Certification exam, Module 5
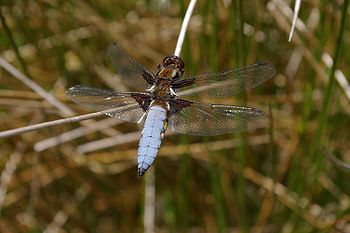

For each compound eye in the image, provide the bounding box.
[162,55,184,69]
[163,57,173,66]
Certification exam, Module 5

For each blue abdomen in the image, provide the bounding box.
[137,105,167,178]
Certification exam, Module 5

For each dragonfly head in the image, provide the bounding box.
[157,55,184,79]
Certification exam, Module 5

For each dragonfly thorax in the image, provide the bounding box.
[152,79,172,101]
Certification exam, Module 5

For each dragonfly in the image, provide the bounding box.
[66,43,276,178]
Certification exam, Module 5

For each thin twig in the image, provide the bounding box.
[174,0,198,57]
[0,110,112,138]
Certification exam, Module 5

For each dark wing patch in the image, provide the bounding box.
[131,93,152,111]
[169,98,193,115]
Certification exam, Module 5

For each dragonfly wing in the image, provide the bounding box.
[66,85,151,123]
[107,43,155,91]
[176,62,276,97]
[168,100,270,136]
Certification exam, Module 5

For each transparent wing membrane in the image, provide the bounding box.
[107,43,155,90]
[177,62,276,97]
[65,85,148,123]
[169,101,270,136]
[68,50,276,135]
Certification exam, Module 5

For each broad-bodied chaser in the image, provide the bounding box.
[66,43,276,178]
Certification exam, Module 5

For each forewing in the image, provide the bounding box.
[176,62,276,97]
[66,85,150,123]
[169,101,269,136]
[107,43,155,90]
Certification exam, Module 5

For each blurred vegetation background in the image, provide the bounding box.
[0,0,350,232]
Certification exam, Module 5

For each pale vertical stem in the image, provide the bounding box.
[288,0,301,41]
[174,0,198,57]
[144,167,155,233]
[143,1,198,232]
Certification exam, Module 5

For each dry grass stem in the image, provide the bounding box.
[0,110,112,138]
